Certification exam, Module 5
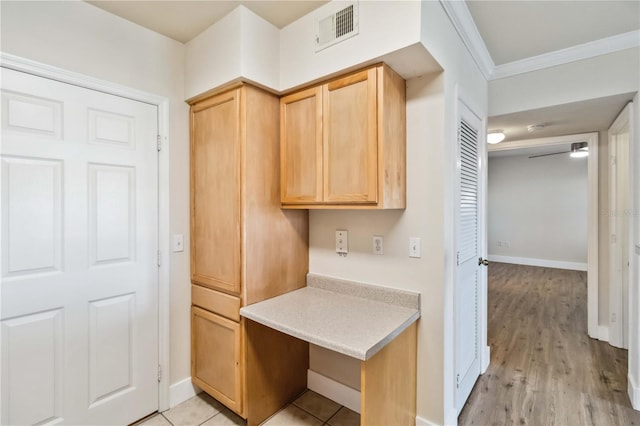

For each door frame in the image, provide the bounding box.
[488,132,600,340]
[608,103,633,349]
[0,53,172,411]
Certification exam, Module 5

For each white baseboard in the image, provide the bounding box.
[481,345,491,374]
[169,377,201,408]
[415,415,437,426]
[488,255,587,271]
[597,325,610,342]
[307,370,360,414]
[628,373,640,410]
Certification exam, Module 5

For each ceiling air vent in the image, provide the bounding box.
[315,2,359,52]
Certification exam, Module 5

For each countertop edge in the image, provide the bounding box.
[363,310,421,360]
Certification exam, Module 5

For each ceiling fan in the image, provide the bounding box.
[528,142,589,159]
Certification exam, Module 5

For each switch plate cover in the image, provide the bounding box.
[409,237,421,258]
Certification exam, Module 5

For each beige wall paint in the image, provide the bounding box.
[0,1,192,385]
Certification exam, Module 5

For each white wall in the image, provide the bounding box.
[184,6,280,99]
[185,2,431,98]
[488,153,588,268]
[279,0,422,90]
[0,0,192,388]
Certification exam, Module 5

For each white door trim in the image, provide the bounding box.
[0,52,172,411]
[608,103,633,349]
[489,132,599,340]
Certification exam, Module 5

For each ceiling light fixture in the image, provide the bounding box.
[487,130,505,144]
[569,142,589,158]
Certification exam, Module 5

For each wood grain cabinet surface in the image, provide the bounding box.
[189,84,309,425]
[280,64,406,209]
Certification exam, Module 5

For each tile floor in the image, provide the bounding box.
[137,390,359,426]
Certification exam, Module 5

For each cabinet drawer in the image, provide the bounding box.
[192,285,241,322]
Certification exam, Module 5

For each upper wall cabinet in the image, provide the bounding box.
[280,64,406,209]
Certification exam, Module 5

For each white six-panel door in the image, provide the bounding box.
[1,68,158,425]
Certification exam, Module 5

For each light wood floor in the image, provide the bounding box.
[459,262,640,425]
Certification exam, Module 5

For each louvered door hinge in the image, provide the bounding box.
[456,373,460,388]
[158,365,162,382]
[157,250,161,267]
[456,251,460,266]
[157,135,162,152]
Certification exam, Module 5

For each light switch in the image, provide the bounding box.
[172,234,184,252]
[409,237,421,258]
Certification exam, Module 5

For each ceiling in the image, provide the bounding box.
[84,1,639,155]
[488,92,635,143]
[87,1,328,43]
[466,0,640,65]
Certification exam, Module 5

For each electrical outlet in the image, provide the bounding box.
[373,235,384,255]
[335,230,348,255]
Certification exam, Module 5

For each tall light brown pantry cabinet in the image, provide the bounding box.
[280,64,406,209]
[189,84,309,425]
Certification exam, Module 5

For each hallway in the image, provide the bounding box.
[459,263,640,425]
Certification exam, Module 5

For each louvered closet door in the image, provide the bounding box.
[1,67,158,425]
[454,100,483,412]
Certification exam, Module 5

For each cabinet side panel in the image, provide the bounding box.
[243,86,309,305]
[361,322,417,425]
[190,92,242,293]
[246,320,309,426]
[378,65,406,209]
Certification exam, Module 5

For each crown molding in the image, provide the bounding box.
[491,30,640,80]
[439,0,494,80]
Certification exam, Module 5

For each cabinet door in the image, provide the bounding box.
[190,90,241,294]
[191,307,243,415]
[323,68,378,203]
[280,87,323,204]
